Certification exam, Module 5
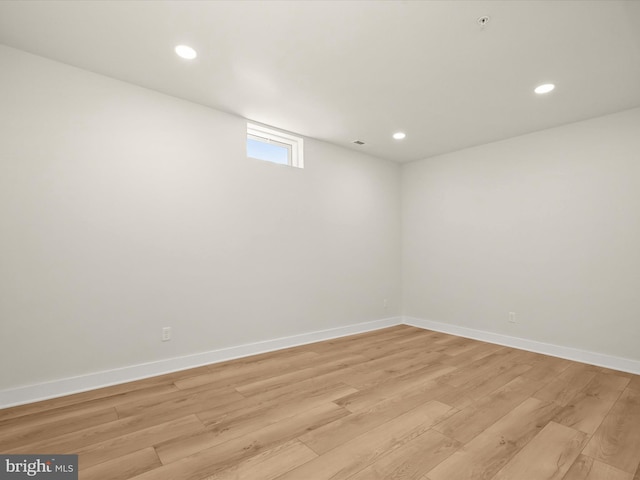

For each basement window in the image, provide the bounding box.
[247,123,304,168]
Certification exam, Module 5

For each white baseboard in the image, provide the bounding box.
[0,316,402,409]
[404,316,640,375]
[4,314,637,409]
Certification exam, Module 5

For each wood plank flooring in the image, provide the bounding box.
[1,325,639,480]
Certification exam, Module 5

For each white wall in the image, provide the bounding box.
[2,43,639,397]
[0,46,401,391]
[402,107,640,362]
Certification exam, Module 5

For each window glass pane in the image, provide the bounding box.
[247,137,290,165]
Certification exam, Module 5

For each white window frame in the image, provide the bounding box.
[247,123,304,168]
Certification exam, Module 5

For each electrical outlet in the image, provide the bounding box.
[383,298,389,309]
[162,327,172,341]
[508,312,516,324]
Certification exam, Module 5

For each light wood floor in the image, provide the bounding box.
[1,325,639,480]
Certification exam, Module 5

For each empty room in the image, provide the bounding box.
[1,1,639,479]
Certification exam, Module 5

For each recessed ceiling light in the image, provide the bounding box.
[175,45,197,60]
[393,132,406,140]
[534,83,555,94]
